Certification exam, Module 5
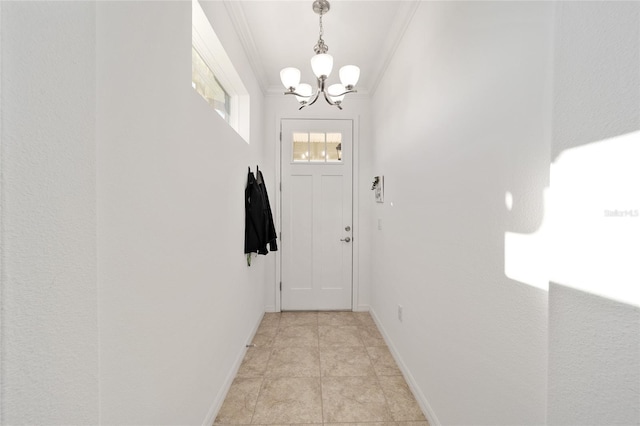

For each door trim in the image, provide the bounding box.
[273,115,361,313]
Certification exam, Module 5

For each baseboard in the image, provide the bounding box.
[369,308,441,426]
[201,311,265,426]
[264,306,368,313]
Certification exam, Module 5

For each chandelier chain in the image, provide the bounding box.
[314,11,329,54]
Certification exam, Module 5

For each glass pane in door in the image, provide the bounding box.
[326,133,342,162]
[293,132,309,162]
[309,133,326,162]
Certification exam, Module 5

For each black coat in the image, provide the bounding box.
[244,167,277,255]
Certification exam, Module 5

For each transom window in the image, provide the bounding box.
[192,0,250,143]
[293,132,342,163]
[192,46,230,122]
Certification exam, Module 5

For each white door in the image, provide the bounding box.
[281,119,353,311]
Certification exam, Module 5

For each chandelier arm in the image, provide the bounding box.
[301,77,324,107]
[305,89,322,107]
[321,90,343,110]
[298,90,318,110]
[284,90,306,97]
[322,89,336,105]
[331,88,358,97]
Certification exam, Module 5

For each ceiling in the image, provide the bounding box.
[223,1,420,94]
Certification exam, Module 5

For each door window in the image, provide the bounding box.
[292,132,343,163]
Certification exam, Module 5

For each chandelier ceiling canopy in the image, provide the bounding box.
[280,0,360,110]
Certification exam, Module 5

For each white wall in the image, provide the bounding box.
[369,2,554,424]
[263,95,373,313]
[547,2,640,424]
[548,286,640,425]
[1,2,99,423]
[2,1,268,424]
[96,2,268,424]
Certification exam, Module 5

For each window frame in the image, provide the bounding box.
[192,0,250,143]
[192,45,231,122]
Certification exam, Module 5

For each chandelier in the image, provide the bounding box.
[279,0,360,110]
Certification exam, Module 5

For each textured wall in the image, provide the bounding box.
[2,1,269,424]
[1,2,99,424]
[548,2,640,424]
[96,2,267,424]
[548,285,640,425]
[369,2,554,424]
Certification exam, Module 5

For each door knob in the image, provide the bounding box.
[340,237,351,243]
[345,226,351,231]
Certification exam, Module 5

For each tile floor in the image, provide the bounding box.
[214,311,428,425]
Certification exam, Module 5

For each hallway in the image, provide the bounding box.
[214,311,427,424]
[2,1,639,424]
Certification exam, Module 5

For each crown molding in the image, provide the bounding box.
[368,0,420,96]
[223,0,269,95]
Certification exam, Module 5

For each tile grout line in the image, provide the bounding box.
[317,317,325,425]
[364,318,396,423]
[248,315,279,426]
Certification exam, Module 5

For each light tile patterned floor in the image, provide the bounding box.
[214,311,428,425]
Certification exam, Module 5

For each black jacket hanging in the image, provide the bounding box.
[256,167,278,253]
[244,167,277,256]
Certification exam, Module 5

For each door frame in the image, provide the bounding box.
[273,114,361,313]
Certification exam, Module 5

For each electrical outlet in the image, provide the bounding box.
[397,305,403,322]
